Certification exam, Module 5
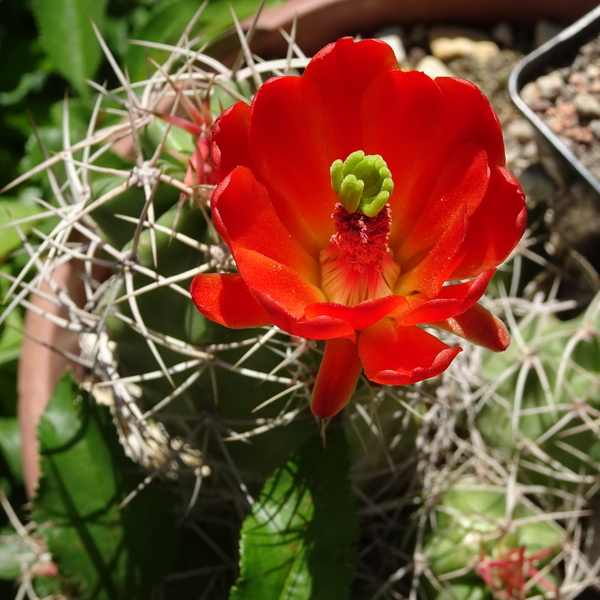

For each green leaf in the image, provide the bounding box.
[0,418,23,484]
[0,197,45,259]
[230,429,359,600]
[30,0,107,96]
[19,98,91,197]
[33,372,176,599]
[126,0,284,80]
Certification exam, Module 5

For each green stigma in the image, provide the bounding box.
[330,151,394,217]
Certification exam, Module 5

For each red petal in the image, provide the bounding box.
[395,205,468,298]
[398,143,490,260]
[361,69,445,245]
[211,168,354,340]
[235,248,355,340]
[211,102,252,181]
[359,319,461,386]
[361,73,507,248]
[189,273,272,328]
[432,303,511,352]
[303,37,399,160]
[212,166,320,284]
[311,337,363,418]
[304,294,408,331]
[248,75,336,254]
[400,269,496,326]
[435,77,506,168]
[450,165,527,280]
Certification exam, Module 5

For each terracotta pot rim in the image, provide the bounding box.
[228,0,600,59]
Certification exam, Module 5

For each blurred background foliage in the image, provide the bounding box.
[0,0,284,189]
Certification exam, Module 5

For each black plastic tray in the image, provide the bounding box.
[509,5,600,200]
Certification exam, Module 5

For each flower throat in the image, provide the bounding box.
[320,151,400,306]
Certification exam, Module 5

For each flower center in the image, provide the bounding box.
[320,152,399,306]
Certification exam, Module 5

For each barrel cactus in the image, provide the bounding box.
[2,13,600,600]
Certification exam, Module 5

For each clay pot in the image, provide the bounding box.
[226,0,600,58]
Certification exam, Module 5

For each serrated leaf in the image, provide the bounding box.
[33,372,175,599]
[30,0,107,96]
[230,429,358,600]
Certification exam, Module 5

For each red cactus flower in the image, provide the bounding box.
[190,37,526,418]
[157,94,216,193]
[476,545,557,600]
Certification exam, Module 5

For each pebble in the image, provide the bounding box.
[469,40,501,63]
[573,93,600,118]
[529,98,553,112]
[536,71,564,100]
[546,101,578,134]
[589,119,600,139]
[565,126,594,144]
[415,55,454,79]
[521,141,538,160]
[520,81,540,106]
[507,119,535,144]
[568,72,586,91]
[429,36,500,63]
[534,19,564,48]
[586,64,600,80]
[375,25,408,66]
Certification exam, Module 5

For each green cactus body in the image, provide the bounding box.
[99,194,317,481]
[479,300,600,494]
[91,176,181,251]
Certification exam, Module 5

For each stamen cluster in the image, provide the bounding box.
[330,203,393,273]
[320,202,400,306]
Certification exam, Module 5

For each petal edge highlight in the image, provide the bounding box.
[359,319,461,385]
[190,273,272,329]
[432,303,510,352]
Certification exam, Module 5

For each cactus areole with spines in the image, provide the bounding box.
[190,37,527,418]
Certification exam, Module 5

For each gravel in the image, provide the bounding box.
[521,34,600,182]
